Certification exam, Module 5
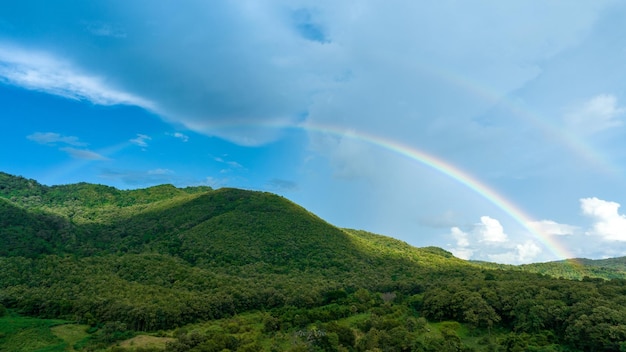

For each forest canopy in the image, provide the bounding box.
[1,172,626,351]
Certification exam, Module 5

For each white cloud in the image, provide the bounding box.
[0,1,613,148]
[564,94,625,134]
[476,216,508,243]
[60,147,108,160]
[581,197,626,241]
[447,216,544,264]
[27,132,86,146]
[530,219,579,236]
[451,227,470,247]
[449,227,473,260]
[450,247,474,261]
[130,134,151,148]
[488,240,542,264]
[515,241,543,262]
[172,132,189,142]
[28,132,106,161]
[211,155,244,170]
[0,44,154,108]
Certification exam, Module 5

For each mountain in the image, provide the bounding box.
[472,256,626,281]
[2,172,626,351]
[0,172,466,328]
[517,257,626,280]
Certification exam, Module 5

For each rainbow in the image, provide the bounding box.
[42,117,579,262]
[280,121,578,261]
[417,63,618,175]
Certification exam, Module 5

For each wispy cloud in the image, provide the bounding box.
[82,21,127,38]
[0,44,154,108]
[147,168,174,175]
[130,134,151,148]
[172,132,189,142]
[530,220,579,236]
[27,131,108,160]
[204,176,229,188]
[564,94,625,134]
[60,147,108,160]
[100,168,177,186]
[266,179,298,191]
[27,132,86,146]
[212,155,244,172]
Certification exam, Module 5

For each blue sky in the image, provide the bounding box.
[2,1,626,263]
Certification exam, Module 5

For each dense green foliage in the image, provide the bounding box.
[0,312,74,351]
[2,172,626,351]
[473,256,626,281]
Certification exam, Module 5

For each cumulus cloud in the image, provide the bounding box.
[447,216,543,264]
[60,147,108,160]
[476,216,508,243]
[27,132,86,146]
[488,241,542,264]
[451,226,470,247]
[565,94,625,134]
[581,197,626,241]
[129,134,151,148]
[530,220,579,236]
[449,227,473,260]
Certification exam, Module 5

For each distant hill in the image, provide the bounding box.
[2,172,626,351]
[520,256,626,280]
[472,256,626,280]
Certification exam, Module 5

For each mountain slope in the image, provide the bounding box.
[2,172,626,352]
[0,172,465,330]
[520,256,626,280]
[472,256,626,280]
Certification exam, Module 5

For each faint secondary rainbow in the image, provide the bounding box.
[416,62,619,175]
[271,121,576,261]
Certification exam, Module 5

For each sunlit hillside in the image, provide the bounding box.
[2,172,626,351]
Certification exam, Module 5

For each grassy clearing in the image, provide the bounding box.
[117,335,174,350]
[51,324,90,351]
[0,313,68,352]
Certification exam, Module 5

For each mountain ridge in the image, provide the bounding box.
[3,172,626,351]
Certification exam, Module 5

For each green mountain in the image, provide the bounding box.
[2,172,626,352]
[472,256,626,281]
[519,257,626,280]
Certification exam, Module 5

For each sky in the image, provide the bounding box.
[2,1,626,264]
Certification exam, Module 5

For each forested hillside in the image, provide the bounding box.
[473,256,626,281]
[1,172,626,351]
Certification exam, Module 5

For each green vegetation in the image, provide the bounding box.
[473,256,626,280]
[1,172,626,351]
[0,312,69,351]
